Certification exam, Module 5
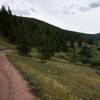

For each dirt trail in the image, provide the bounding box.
[0,53,36,100]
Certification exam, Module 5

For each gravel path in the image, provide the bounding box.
[0,53,36,100]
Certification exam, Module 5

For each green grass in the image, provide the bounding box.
[0,38,100,100]
[7,51,100,100]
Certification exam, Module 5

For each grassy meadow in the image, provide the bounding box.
[0,37,100,100]
[7,50,100,100]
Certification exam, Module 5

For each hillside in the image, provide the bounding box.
[0,37,100,100]
[17,16,91,41]
[23,16,100,43]
[0,0,100,34]
[0,6,100,100]
[1,6,100,47]
[8,51,100,100]
[92,33,100,42]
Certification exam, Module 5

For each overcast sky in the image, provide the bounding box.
[0,0,100,34]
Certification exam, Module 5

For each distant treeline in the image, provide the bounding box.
[0,6,94,62]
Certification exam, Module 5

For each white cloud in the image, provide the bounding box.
[0,0,100,34]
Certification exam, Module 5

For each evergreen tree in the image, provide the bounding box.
[88,38,94,45]
[16,21,33,56]
[0,6,9,35]
[78,40,82,47]
[37,30,56,63]
[79,45,93,64]
[8,7,12,15]
[70,41,75,49]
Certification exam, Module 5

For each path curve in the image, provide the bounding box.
[0,53,36,100]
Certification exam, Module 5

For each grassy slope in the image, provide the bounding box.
[0,38,100,100]
[7,52,100,100]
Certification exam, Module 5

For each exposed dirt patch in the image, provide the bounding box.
[0,53,36,100]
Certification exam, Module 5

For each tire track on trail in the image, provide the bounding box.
[0,56,12,100]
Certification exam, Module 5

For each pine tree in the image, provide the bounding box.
[0,6,9,35]
[37,29,56,63]
[79,45,93,64]
[16,21,33,56]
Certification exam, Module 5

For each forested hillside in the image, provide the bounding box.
[0,6,100,100]
[0,6,100,63]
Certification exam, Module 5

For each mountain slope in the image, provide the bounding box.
[0,0,100,33]
[17,16,88,38]
[0,36,100,100]
[7,46,100,100]
[18,16,98,42]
